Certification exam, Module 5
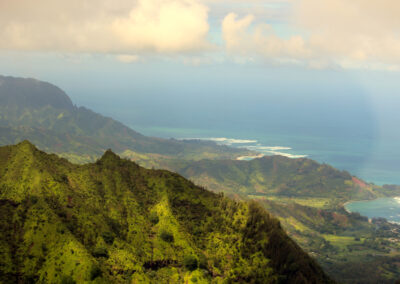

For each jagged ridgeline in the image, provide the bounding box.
[0,141,332,283]
[0,75,250,163]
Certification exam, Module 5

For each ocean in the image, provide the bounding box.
[133,125,400,187]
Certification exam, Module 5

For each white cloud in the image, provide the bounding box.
[0,0,210,54]
[221,0,400,70]
[112,0,210,53]
[222,13,309,63]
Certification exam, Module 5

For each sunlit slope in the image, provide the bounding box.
[0,141,332,283]
[176,155,390,204]
[0,75,250,162]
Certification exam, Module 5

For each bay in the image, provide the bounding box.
[345,198,400,223]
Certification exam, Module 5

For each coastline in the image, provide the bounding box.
[343,198,379,213]
[344,197,400,224]
[343,198,373,210]
[343,201,352,213]
[132,125,400,186]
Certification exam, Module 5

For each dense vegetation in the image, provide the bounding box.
[173,156,388,203]
[152,157,400,283]
[0,141,332,283]
[0,75,251,163]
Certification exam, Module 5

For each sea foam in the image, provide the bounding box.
[182,137,257,145]
[183,137,307,160]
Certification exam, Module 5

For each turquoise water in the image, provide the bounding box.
[133,125,400,186]
[345,198,400,223]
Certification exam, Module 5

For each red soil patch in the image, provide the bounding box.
[352,177,367,188]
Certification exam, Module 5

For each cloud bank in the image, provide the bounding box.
[0,0,210,54]
[1,0,400,70]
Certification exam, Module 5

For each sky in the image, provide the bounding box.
[0,0,399,140]
[1,0,400,69]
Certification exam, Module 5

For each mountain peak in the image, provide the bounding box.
[99,149,121,163]
[15,139,37,152]
[0,75,74,110]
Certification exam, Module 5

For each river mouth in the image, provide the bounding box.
[345,197,400,223]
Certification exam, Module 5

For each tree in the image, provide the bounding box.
[184,255,198,271]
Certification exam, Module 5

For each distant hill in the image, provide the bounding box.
[0,141,332,283]
[173,155,384,204]
[0,75,250,163]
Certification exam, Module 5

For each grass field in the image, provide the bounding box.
[322,234,364,248]
[248,195,332,209]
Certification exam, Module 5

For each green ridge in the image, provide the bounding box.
[174,156,385,203]
[0,141,332,283]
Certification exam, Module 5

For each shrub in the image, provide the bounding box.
[198,253,208,270]
[60,275,76,284]
[30,195,39,204]
[160,230,174,243]
[149,212,159,225]
[92,247,109,258]
[41,244,48,254]
[101,231,114,245]
[23,275,37,284]
[184,255,198,271]
[90,265,102,280]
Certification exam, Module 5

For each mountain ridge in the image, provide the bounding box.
[161,154,386,203]
[0,141,333,283]
[149,155,400,283]
[0,75,251,163]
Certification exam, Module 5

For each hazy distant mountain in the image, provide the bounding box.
[0,75,250,163]
[0,141,332,283]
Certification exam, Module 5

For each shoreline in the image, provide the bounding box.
[344,197,400,224]
[343,198,380,213]
[342,201,352,213]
